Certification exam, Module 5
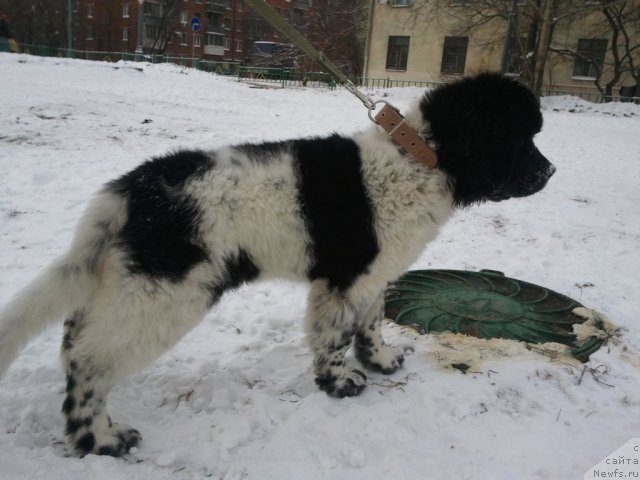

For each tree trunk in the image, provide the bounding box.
[533,0,559,98]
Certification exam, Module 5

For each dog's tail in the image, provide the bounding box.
[0,191,128,379]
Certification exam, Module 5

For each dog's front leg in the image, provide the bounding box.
[353,294,404,374]
[305,280,367,397]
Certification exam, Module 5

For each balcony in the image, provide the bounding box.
[205,1,226,14]
[205,45,225,56]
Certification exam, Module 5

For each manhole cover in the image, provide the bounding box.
[384,269,605,362]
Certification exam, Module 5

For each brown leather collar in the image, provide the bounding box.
[373,103,438,170]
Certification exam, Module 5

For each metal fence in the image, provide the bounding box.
[236,67,639,103]
[237,67,338,89]
[539,88,639,104]
[17,44,240,76]
[236,67,444,91]
[10,44,640,104]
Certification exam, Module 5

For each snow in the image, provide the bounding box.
[1,53,639,479]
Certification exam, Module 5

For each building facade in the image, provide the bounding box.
[365,0,639,96]
[78,0,313,64]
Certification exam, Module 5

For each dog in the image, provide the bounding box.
[0,73,554,456]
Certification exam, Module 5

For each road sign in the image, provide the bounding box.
[191,17,201,31]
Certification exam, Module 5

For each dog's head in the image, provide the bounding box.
[419,73,555,207]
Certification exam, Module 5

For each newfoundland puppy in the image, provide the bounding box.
[0,73,554,456]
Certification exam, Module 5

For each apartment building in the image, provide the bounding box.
[79,0,312,63]
[365,0,639,96]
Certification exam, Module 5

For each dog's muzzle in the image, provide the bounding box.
[497,144,555,201]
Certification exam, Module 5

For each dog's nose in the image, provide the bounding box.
[547,163,557,178]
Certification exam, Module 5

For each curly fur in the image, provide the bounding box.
[0,73,554,456]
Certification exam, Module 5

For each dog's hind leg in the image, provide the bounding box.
[353,294,404,374]
[60,281,211,456]
[61,309,143,457]
[305,281,367,397]
[60,312,129,456]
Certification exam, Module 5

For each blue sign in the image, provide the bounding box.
[191,17,201,31]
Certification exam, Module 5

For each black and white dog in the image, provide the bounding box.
[0,73,554,456]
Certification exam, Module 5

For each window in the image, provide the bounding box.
[386,36,410,71]
[178,32,188,45]
[86,4,94,18]
[441,36,468,74]
[573,38,607,78]
[87,26,95,40]
[123,2,130,18]
[145,25,159,40]
[235,39,243,52]
[144,2,163,17]
[180,9,188,24]
[122,27,129,41]
[207,34,224,47]
[224,37,231,50]
[194,34,202,47]
[392,0,415,6]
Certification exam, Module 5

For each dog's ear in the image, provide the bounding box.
[420,73,545,206]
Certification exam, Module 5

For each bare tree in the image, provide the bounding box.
[552,0,640,99]
[245,1,369,76]
[408,0,609,97]
[143,0,182,54]
[299,0,369,76]
[0,0,75,48]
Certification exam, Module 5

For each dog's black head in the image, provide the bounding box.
[420,73,555,207]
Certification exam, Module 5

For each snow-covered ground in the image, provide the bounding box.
[0,53,639,480]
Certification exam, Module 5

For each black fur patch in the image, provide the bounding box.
[76,432,96,453]
[62,310,83,351]
[294,135,379,291]
[234,140,290,163]
[66,418,82,435]
[205,249,261,306]
[62,394,76,414]
[107,150,214,282]
[315,369,367,398]
[65,375,76,393]
[421,73,548,207]
[62,332,73,351]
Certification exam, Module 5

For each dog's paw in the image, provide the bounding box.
[73,422,142,457]
[358,344,405,375]
[316,369,367,398]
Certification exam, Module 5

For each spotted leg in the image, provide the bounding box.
[354,294,404,374]
[61,311,141,457]
[305,281,367,397]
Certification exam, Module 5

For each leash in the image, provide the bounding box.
[244,0,438,170]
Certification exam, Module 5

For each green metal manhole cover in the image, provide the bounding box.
[385,269,606,362]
